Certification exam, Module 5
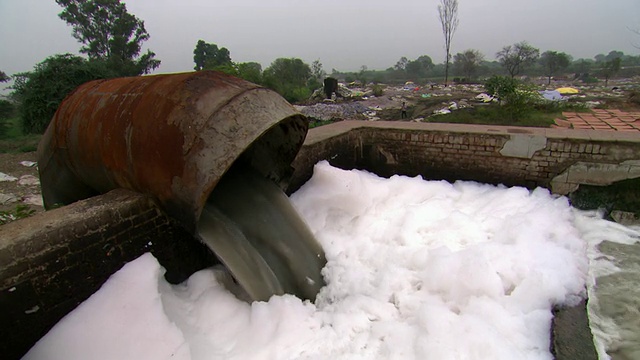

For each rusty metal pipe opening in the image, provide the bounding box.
[37,71,326,302]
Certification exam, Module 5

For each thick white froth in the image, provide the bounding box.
[29,161,639,360]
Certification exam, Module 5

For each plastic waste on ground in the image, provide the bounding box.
[0,172,17,182]
[433,108,452,115]
[540,90,565,101]
[556,87,580,95]
[475,93,495,103]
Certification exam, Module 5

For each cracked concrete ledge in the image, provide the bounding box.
[551,160,640,194]
[499,134,548,159]
[305,121,640,144]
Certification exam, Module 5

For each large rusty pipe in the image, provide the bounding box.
[37,71,308,233]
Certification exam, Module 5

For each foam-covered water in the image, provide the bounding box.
[24,161,639,360]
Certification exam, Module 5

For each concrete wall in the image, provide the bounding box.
[289,121,640,195]
[0,190,217,360]
[2,121,639,359]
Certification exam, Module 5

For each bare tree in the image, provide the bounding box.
[631,26,640,49]
[438,0,459,86]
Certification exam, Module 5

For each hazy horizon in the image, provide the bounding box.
[1,0,639,79]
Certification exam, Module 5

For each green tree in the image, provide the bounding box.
[311,59,326,82]
[601,57,622,86]
[0,100,14,137]
[193,40,232,71]
[0,73,13,137]
[406,55,434,79]
[236,62,263,84]
[496,41,540,78]
[539,51,571,85]
[437,0,459,86]
[453,49,484,81]
[605,50,624,62]
[263,58,312,103]
[358,65,368,84]
[309,59,326,90]
[11,54,116,134]
[56,0,160,76]
[572,58,593,73]
[394,57,409,71]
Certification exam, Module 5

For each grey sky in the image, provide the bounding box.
[1,0,639,79]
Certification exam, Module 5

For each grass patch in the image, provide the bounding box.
[0,204,37,225]
[309,119,336,128]
[427,105,558,127]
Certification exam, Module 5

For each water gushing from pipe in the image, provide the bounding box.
[199,165,326,302]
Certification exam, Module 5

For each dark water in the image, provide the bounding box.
[197,166,326,302]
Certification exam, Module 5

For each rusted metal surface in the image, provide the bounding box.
[38,71,308,232]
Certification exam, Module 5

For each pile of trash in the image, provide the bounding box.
[294,102,370,121]
[309,83,370,102]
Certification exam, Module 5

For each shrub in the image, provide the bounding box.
[372,84,384,97]
[484,76,540,121]
[0,100,14,138]
[12,54,118,134]
[629,90,640,106]
[484,75,519,100]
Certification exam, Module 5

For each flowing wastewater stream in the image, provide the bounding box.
[197,165,326,302]
[585,222,640,360]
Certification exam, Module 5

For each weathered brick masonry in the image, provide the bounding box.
[0,190,217,359]
[289,121,640,195]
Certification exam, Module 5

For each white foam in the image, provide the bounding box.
[26,161,635,360]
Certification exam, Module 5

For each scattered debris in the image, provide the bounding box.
[24,305,40,314]
[475,93,494,103]
[555,87,580,95]
[540,90,564,101]
[0,172,17,182]
[18,175,40,187]
[0,193,19,205]
[433,108,452,115]
[22,194,43,207]
[20,161,37,168]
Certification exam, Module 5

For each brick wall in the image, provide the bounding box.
[0,189,217,360]
[289,121,640,195]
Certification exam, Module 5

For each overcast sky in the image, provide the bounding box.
[1,0,639,79]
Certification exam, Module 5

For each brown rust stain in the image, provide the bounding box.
[41,71,308,231]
